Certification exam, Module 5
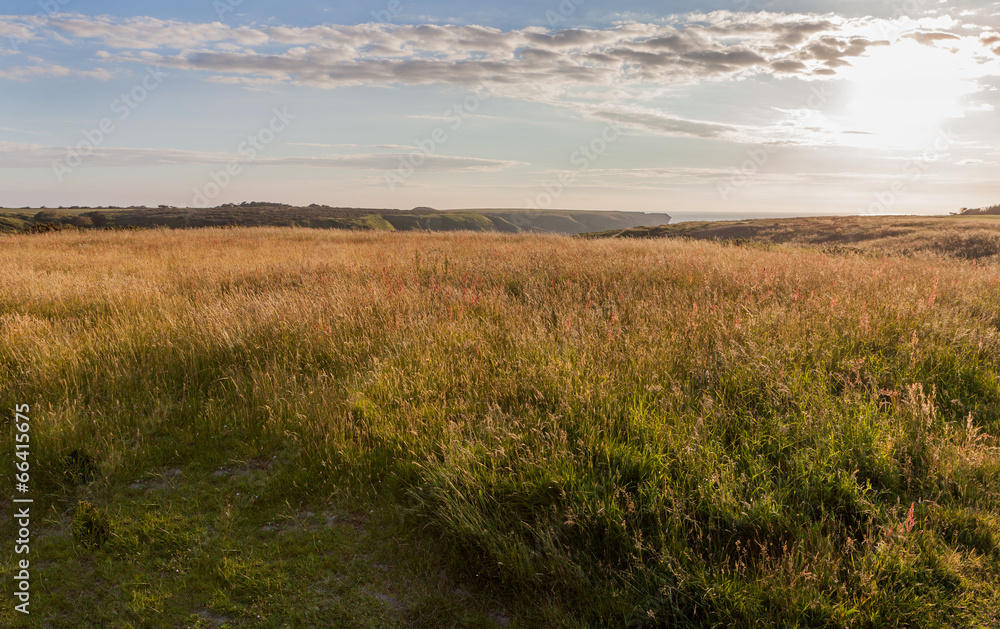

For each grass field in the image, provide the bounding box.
[2,226,1000,627]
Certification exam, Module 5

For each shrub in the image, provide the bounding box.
[62,450,99,485]
[86,211,108,227]
[72,501,110,550]
[33,210,72,224]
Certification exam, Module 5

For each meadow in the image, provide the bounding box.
[2,226,1000,627]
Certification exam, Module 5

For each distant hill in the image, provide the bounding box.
[581,213,1000,261]
[957,205,1000,216]
[441,208,672,235]
[0,203,671,235]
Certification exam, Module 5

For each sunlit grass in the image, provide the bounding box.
[2,227,999,627]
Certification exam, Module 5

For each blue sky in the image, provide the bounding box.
[2,1,999,216]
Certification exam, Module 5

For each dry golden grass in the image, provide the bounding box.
[2,227,1000,627]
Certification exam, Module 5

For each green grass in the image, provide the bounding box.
[18,455,512,628]
[2,227,999,627]
[0,216,28,232]
[384,212,498,232]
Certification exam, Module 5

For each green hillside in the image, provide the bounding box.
[0,203,672,235]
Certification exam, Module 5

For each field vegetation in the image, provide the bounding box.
[0,204,671,236]
[2,227,1000,627]
[589,214,1000,262]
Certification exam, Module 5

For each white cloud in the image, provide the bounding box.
[0,12,926,88]
[47,15,269,49]
[0,63,69,80]
[2,12,997,95]
[0,61,116,80]
[0,126,41,135]
[4,11,1000,146]
[0,141,524,171]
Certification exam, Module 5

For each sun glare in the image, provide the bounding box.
[838,39,976,149]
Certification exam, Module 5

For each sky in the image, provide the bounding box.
[1,1,999,218]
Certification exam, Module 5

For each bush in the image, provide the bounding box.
[86,211,108,227]
[62,449,99,485]
[29,222,64,233]
[33,210,72,224]
[72,501,110,550]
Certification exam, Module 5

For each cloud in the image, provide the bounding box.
[4,11,998,94]
[904,31,963,46]
[99,18,889,91]
[771,59,808,73]
[0,60,115,81]
[47,15,269,48]
[0,63,70,80]
[799,36,888,68]
[286,142,338,147]
[4,11,1000,145]
[586,107,741,139]
[0,126,40,135]
[0,12,905,89]
[0,141,524,171]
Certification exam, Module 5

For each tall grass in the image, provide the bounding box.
[2,227,1000,626]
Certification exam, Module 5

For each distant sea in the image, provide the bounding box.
[666,211,920,224]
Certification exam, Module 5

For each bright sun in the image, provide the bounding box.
[838,38,975,149]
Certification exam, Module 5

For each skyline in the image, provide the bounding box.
[1,1,999,217]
